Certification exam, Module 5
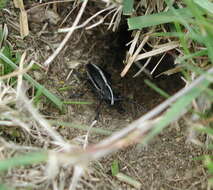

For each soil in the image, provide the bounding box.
[1,1,210,190]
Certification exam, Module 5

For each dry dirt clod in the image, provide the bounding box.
[28,7,60,25]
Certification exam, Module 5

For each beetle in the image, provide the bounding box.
[86,63,122,106]
[85,63,145,118]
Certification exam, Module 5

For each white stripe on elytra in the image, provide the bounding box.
[89,64,114,105]
[87,70,100,92]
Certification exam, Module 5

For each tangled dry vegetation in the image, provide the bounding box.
[0,0,212,190]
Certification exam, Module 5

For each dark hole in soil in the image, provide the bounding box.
[87,21,185,119]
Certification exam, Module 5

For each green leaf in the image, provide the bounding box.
[0,52,64,110]
[13,52,21,64]
[193,0,213,14]
[0,152,48,171]
[128,7,204,30]
[0,46,13,75]
[123,0,134,15]
[111,160,119,176]
[0,0,8,9]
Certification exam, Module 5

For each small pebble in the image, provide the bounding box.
[67,60,81,69]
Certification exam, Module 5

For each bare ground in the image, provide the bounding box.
[0,1,211,190]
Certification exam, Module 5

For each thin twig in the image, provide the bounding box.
[86,18,104,30]
[58,5,115,33]
[44,0,88,67]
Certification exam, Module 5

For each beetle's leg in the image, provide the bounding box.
[69,69,88,98]
[114,102,125,114]
[125,98,146,118]
[129,99,145,112]
[94,99,104,121]
[69,92,85,99]
[69,84,90,98]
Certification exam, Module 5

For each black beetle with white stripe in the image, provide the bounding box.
[86,63,122,106]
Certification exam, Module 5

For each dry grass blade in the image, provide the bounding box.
[107,5,122,31]
[69,165,84,190]
[26,0,75,12]
[135,41,179,62]
[85,18,104,30]
[13,0,29,37]
[17,92,71,150]
[133,57,152,78]
[17,51,26,98]
[13,0,24,9]
[19,10,29,38]
[58,4,116,33]
[128,31,140,57]
[0,61,33,80]
[1,0,212,189]
[44,0,88,67]
[0,24,8,48]
[150,53,166,75]
[155,65,183,78]
[121,30,153,77]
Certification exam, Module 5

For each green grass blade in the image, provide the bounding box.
[63,101,93,105]
[0,52,64,110]
[49,120,114,135]
[144,79,170,98]
[144,75,211,143]
[111,160,119,176]
[204,155,213,174]
[193,0,213,14]
[0,0,8,9]
[33,87,43,105]
[176,49,208,63]
[58,86,73,91]
[123,0,134,15]
[0,184,13,190]
[153,32,186,38]
[197,127,213,135]
[128,7,204,30]
[203,33,213,63]
[0,152,47,172]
